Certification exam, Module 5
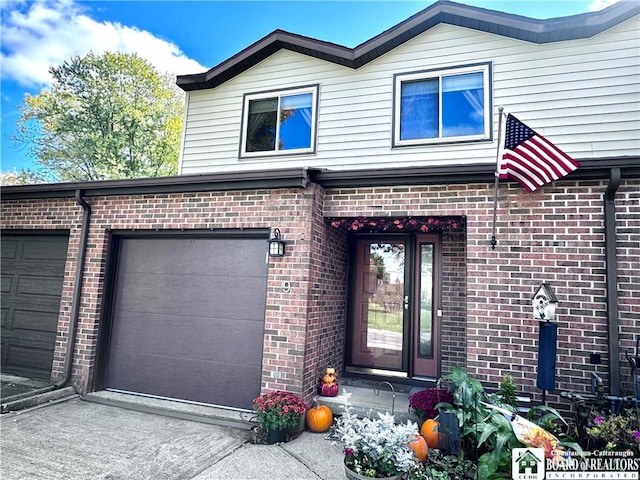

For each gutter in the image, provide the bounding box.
[604,168,621,397]
[1,160,637,200]
[1,168,311,200]
[55,190,91,388]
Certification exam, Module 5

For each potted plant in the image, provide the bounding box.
[335,397,421,479]
[252,390,307,444]
[408,387,453,423]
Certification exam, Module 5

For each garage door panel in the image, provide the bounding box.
[2,329,57,350]
[106,236,267,409]
[107,350,261,408]
[1,241,18,259]
[114,274,267,320]
[1,275,12,294]
[109,313,264,365]
[3,261,67,277]
[16,275,65,297]
[22,239,69,260]
[119,238,266,278]
[12,309,60,333]
[0,234,68,379]
[1,343,55,376]
[5,295,66,313]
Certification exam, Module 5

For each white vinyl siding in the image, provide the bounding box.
[180,18,640,175]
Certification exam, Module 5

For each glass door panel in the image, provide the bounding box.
[412,235,439,377]
[351,239,405,370]
[418,244,434,358]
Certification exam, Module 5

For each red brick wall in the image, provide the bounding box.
[324,178,640,404]
[441,228,467,376]
[303,184,348,399]
[1,188,318,398]
[469,179,639,403]
[2,177,638,407]
[616,182,640,398]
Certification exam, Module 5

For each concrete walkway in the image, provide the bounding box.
[1,397,346,480]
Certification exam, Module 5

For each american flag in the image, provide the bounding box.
[499,114,580,192]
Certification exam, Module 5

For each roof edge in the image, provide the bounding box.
[177,0,640,91]
[0,168,310,200]
[310,157,640,188]
[2,159,638,200]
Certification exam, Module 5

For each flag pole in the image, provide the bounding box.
[491,105,504,250]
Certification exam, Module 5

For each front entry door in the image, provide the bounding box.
[349,235,439,378]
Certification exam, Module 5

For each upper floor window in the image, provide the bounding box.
[393,63,491,146]
[240,85,318,157]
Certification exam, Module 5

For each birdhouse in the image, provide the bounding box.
[532,283,558,322]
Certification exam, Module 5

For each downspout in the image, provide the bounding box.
[604,168,621,397]
[55,190,91,388]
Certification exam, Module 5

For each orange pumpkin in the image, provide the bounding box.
[305,405,333,433]
[408,434,429,463]
[420,419,440,449]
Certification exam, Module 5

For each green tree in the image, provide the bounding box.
[0,168,51,186]
[12,51,183,182]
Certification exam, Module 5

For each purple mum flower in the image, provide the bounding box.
[594,416,603,424]
[633,431,640,439]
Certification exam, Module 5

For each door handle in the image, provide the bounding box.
[404,295,409,310]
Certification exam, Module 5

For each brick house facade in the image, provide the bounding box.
[2,170,638,407]
[2,1,639,410]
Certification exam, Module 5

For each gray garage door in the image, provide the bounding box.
[105,236,268,410]
[1,234,69,380]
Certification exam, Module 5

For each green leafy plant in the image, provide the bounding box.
[252,390,307,431]
[434,367,584,479]
[498,374,518,409]
[435,367,520,478]
[423,450,477,479]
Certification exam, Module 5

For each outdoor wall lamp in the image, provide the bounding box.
[267,228,286,257]
[532,282,558,322]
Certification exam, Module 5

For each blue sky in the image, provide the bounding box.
[0,0,617,173]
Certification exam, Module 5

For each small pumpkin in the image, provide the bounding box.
[306,404,333,433]
[408,434,429,463]
[325,367,336,375]
[420,418,440,449]
[320,381,339,397]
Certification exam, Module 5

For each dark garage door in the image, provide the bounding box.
[105,236,268,410]
[1,234,69,380]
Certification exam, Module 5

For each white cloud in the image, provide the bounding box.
[0,0,205,88]
[588,0,621,12]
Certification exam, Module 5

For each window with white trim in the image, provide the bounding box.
[240,86,318,157]
[393,64,491,146]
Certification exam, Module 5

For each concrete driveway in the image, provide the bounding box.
[0,397,345,480]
